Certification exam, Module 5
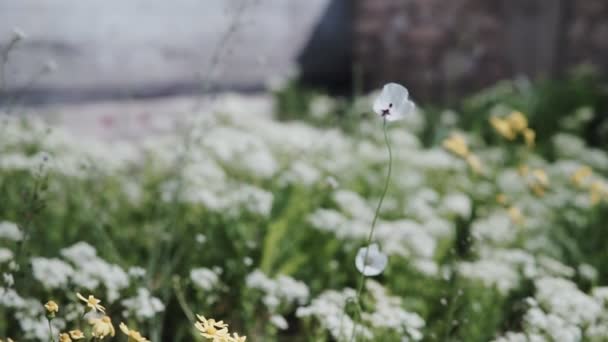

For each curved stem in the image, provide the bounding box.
[348,118,393,341]
[173,276,196,323]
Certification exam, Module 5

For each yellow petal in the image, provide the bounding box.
[523,128,535,147]
[490,117,516,140]
[506,111,528,132]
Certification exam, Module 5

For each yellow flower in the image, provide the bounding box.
[89,316,115,339]
[496,193,509,206]
[68,330,85,340]
[44,300,59,315]
[119,323,150,342]
[229,332,247,342]
[442,133,469,158]
[490,116,516,140]
[194,315,229,341]
[590,181,608,205]
[76,293,106,314]
[523,128,535,147]
[571,166,592,187]
[528,169,549,197]
[532,169,549,187]
[465,154,483,175]
[530,184,545,197]
[518,164,529,176]
[508,206,524,225]
[506,111,528,132]
[59,333,72,342]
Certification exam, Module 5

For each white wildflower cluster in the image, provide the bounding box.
[458,258,521,294]
[246,269,309,330]
[279,160,321,186]
[375,220,437,260]
[0,247,14,263]
[202,126,279,179]
[457,247,579,295]
[31,257,74,289]
[307,208,366,239]
[0,221,23,241]
[246,270,309,309]
[296,281,424,341]
[470,211,515,244]
[440,192,472,219]
[121,287,165,320]
[333,190,374,223]
[309,95,334,120]
[163,155,274,217]
[0,287,26,308]
[496,277,608,342]
[17,308,66,341]
[2,86,608,341]
[296,288,372,341]
[0,114,137,178]
[128,266,147,279]
[190,267,221,291]
[3,240,160,339]
[362,280,425,340]
[0,286,66,340]
[308,206,440,276]
[553,133,608,171]
[60,242,129,302]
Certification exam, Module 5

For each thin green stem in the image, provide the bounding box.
[173,276,196,323]
[347,118,393,341]
[47,318,55,342]
[0,34,22,91]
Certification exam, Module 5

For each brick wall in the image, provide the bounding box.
[568,1,608,72]
[354,0,608,102]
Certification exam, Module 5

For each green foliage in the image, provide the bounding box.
[1,74,608,341]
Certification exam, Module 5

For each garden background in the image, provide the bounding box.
[1,1,608,341]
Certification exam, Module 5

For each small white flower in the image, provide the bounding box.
[121,288,165,319]
[243,257,253,266]
[3,272,14,286]
[195,234,207,244]
[31,257,74,289]
[270,314,289,330]
[326,176,339,189]
[0,248,14,263]
[0,221,23,241]
[373,83,415,121]
[127,266,146,278]
[190,267,220,291]
[356,243,388,276]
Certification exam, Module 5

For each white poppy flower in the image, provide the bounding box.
[373,83,415,121]
[355,243,388,276]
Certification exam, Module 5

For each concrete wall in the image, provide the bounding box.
[0,0,343,103]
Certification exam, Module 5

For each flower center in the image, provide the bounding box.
[381,103,393,116]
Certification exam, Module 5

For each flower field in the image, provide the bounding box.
[1,74,608,341]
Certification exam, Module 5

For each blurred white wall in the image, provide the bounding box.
[0,0,333,101]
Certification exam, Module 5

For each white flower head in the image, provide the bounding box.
[373,83,415,121]
[355,243,388,276]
